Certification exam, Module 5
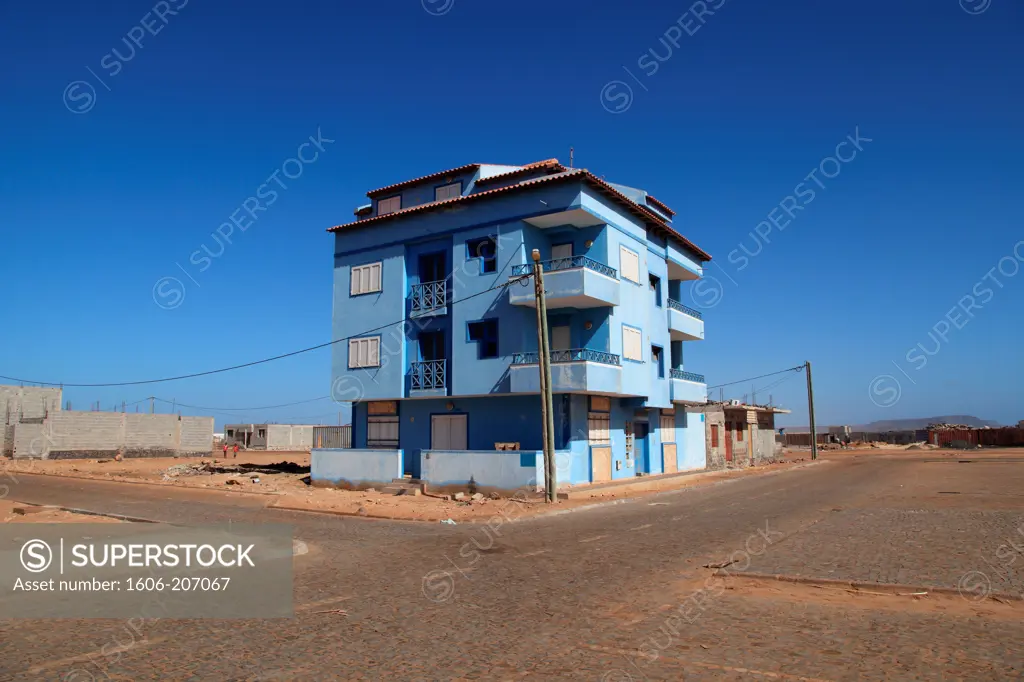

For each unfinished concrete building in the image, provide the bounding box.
[695,402,788,470]
[2,386,63,457]
[223,424,317,451]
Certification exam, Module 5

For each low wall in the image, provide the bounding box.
[311,449,403,489]
[421,450,545,494]
[11,412,213,459]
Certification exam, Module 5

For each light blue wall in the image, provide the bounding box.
[311,448,403,489]
[679,410,707,470]
[421,449,543,492]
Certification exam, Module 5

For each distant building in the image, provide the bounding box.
[693,403,789,469]
[224,424,317,451]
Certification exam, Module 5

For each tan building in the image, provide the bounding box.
[691,402,789,470]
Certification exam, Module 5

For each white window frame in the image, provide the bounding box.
[350,262,382,296]
[588,412,610,444]
[348,336,381,369]
[367,415,399,448]
[622,325,643,362]
[619,245,640,284]
[378,196,401,215]
[435,182,462,202]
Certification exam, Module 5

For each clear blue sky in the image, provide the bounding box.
[1,0,1021,428]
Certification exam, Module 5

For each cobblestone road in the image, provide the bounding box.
[1,453,1022,680]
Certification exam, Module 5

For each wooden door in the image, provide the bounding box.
[591,446,612,482]
[663,443,678,473]
[431,414,467,450]
[724,422,733,462]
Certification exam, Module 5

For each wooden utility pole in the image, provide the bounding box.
[532,249,557,503]
[805,361,817,460]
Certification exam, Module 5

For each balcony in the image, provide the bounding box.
[667,298,704,341]
[510,348,622,394]
[670,368,707,404]
[509,257,619,309]
[410,360,447,396]
[409,280,448,317]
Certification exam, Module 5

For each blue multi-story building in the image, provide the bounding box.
[321,158,712,491]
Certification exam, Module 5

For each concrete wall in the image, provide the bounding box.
[420,449,543,494]
[703,408,727,470]
[2,385,62,456]
[266,425,315,450]
[15,412,213,459]
[311,448,403,489]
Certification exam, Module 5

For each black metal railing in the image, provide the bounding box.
[410,280,448,312]
[511,256,617,279]
[671,369,705,383]
[511,348,621,366]
[410,360,447,389]
[668,298,703,320]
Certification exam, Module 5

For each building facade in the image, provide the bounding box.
[324,159,712,489]
[223,424,317,451]
[695,403,787,470]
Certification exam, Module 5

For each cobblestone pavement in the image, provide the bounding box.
[1,454,1023,680]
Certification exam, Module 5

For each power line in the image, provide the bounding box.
[0,274,533,388]
[153,396,332,412]
[705,364,804,391]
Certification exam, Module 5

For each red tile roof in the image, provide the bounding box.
[474,158,566,186]
[366,162,482,198]
[646,194,676,217]
[329,168,711,261]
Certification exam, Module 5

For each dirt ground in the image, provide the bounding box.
[3,444,1019,523]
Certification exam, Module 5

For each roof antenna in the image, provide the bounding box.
[569,146,574,169]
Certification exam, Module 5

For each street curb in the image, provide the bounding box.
[7,501,162,525]
[722,571,1023,603]
[269,504,435,524]
[2,470,284,498]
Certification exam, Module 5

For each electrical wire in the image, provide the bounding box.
[705,364,805,391]
[0,274,533,388]
[152,396,332,411]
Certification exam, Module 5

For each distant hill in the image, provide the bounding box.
[783,416,1002,433]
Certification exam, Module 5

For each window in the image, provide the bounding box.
[738,425,744,442]
[652,346,664,378]
[467,319,499,358]
[467,236,497,274]
[226,429,234,437]
[660,413,675,443]
[622,325,643,362]
[588,412,610,444]
[620,245,640,283]
[348,337,381,368]
[368,416,399,448]
[368,401,398,416]
[435,182,461,201]
[350,262,382,296]
[258,429,266,438]
[589,396,611,412]
[378,196,401,215]
[711,424,719,448]
[649,273,661,306]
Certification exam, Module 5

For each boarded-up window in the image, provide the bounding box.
[588,412,610,444]
[378,196,401,215]
[619,245,640,283]
[711,424,719,448]
[589,396,611,412]
[348,337,381,368]
[368,401,397,416]
[660,414,675,443]
[350,262,382,295]
[622,326,642,362]
[367,416,399,448]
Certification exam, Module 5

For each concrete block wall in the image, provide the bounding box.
[266,425,315,451]
[703,409,727,470]
[13,411,214,459]
[180,417,214,454]
[2,385,62,456]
